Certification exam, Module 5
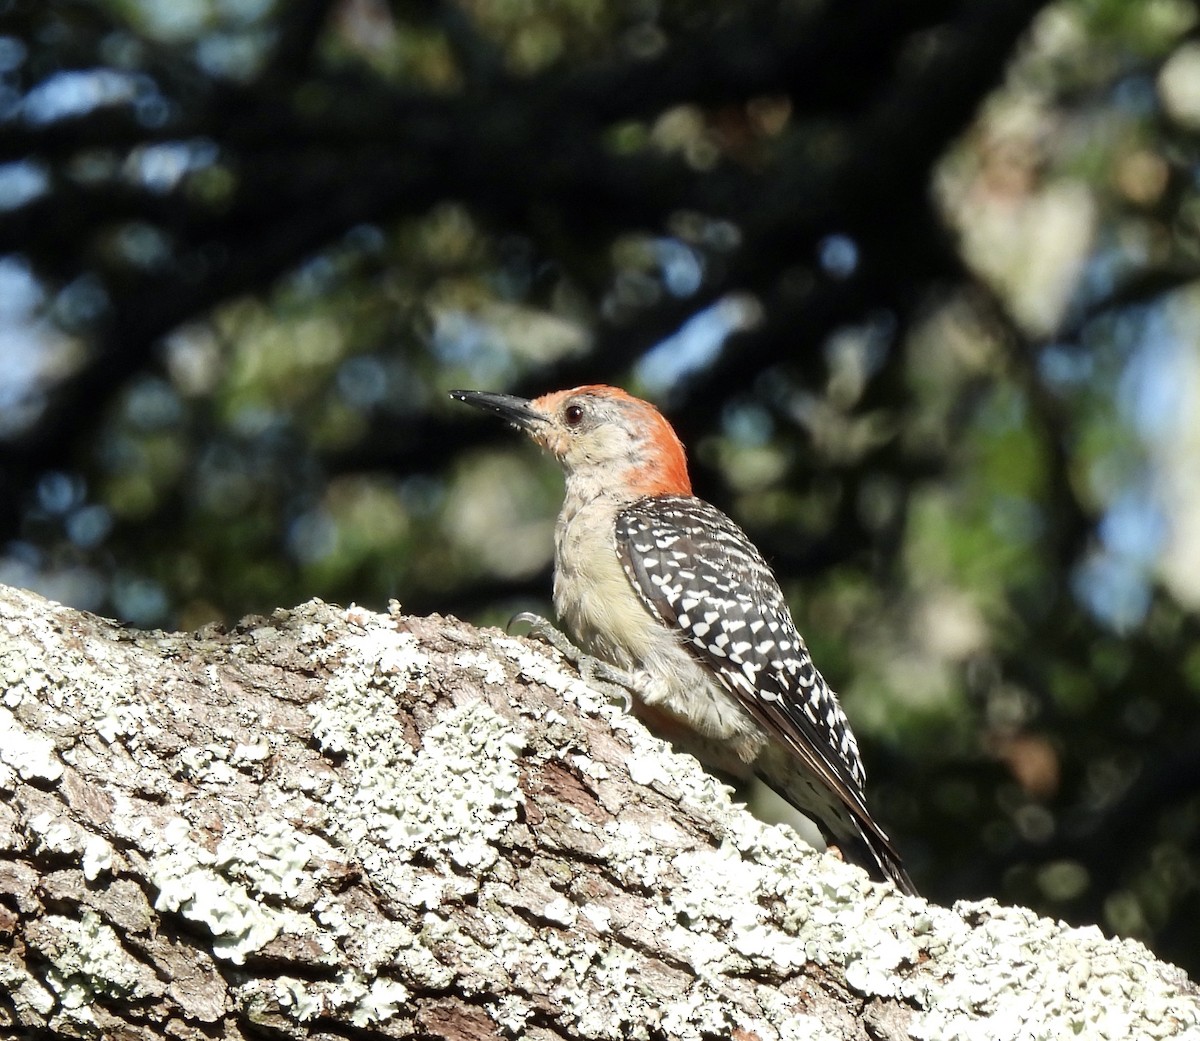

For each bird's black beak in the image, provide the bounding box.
[449,390,547,431]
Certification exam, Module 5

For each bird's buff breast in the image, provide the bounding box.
[552,508,763,759]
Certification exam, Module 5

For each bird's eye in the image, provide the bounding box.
[564,404,585,427]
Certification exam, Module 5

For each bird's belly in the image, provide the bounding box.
[554,526,763,760]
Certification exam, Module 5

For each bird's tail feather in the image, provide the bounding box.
[843,821,919,897]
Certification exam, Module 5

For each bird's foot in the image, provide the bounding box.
[509,612,638,712]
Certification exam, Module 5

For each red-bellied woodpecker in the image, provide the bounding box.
[450,384,916,895]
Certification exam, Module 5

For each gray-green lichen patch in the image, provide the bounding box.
[147,816,335,966]
[28,910,164,1023]
[263,971,411,1027]
[594,788,1200,1041]
[81,834,114,881]
[0,705,64,783]
[224,609,534,1025]
[0,957,55,1022]
[451,648,508,686]
[494,634,612,717]
[310,616,527,897]
[898,903,1200,1041]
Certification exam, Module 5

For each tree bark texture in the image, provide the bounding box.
[0,584,1196,1040]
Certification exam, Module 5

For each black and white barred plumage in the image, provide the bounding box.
[616,495,914,895]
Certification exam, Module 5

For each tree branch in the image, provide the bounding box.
[0,584,1195,1038]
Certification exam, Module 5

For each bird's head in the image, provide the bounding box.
[449,385,692,496]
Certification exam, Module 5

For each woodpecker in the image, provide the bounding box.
[450,384,916,895]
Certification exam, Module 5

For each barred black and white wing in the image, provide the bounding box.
[614,495,915,895]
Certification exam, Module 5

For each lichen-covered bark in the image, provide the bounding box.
[0,584,1196,1041]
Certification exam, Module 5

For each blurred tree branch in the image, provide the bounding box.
[1,0,1051,531]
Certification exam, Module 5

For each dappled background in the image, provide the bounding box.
[4,0,1200,974]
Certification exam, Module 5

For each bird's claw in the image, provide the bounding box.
[508,612,637,712]
[508,612,578,656]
